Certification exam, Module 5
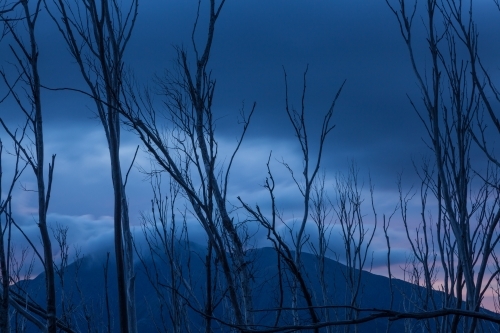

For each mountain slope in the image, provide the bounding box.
[14,245,491,332]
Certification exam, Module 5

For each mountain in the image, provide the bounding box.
[11,244,491,332]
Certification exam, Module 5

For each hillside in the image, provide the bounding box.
[13,244,491,332]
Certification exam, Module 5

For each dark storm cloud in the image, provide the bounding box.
[1,0,500,268]
[149,0,428,190]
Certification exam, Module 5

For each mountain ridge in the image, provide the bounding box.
[13,243,491,332]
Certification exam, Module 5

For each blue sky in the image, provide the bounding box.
[0,0,499,284]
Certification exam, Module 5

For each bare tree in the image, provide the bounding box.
[308,173,334,333]
[0,139,27,332]
[45,1,139,331]
[332,166,377,333]
[0,1,58,331]
[134,173,195,332]
[238,68,345,332]
[118,0,259,329]
[386,0,500,331]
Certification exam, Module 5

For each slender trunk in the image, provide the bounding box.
[0,210,9,332]
[0,146,10,332]
[98,1,137,329]
[121,188,136,333]
[205,243,213,333]
[109,114,129,333]
[27,3,57,329]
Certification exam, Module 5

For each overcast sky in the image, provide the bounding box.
[1,0,499,282]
